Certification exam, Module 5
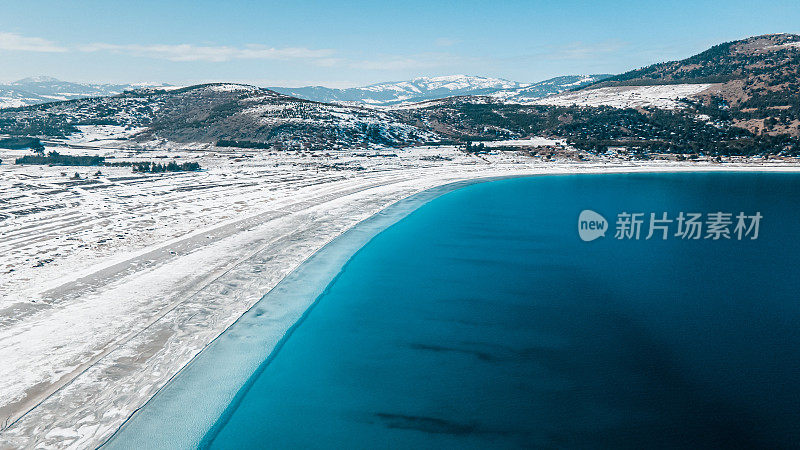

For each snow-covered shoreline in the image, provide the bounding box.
[1,147,799,448]
[104,177,498,449]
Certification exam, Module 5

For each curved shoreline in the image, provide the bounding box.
[102,176,509,449]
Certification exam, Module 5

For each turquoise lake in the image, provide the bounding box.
[115,173,800,449]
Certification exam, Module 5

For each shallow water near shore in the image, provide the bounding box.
[113,173,800,448]
[102,178,488,449]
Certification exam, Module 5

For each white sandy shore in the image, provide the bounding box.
[1,145,799,449]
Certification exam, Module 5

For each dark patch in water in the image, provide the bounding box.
[410,341,560,364]
[374,413,476,435]
[408,342,498,361]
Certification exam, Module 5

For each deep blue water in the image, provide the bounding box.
[202,173,800,449]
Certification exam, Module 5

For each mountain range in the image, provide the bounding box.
[1,34,798,156]
[269,74,611,105]
[0,74,612,110]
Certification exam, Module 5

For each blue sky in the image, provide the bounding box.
[1,0,799,87]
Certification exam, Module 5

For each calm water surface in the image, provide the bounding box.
[203,173,800,449]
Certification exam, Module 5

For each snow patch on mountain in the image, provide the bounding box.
[772,41,800,50]
[207,84,262,93]
[530,84,715,109]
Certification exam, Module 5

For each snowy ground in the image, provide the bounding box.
[1,139,798,448]
[481,137,568,147]
[62,125,148,147]
[529,83,715,109]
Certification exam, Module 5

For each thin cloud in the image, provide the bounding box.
[0,32,464,73]
[0,32,67,53]
[542,40,629,61]
[310,57,343,67]
[435,37,460,47]
[350,53,464,70]
[80,42,335,62]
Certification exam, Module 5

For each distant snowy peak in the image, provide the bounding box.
[364,75,523,93]
[11,76,62,84]
[270,75,525,105]
[270,74,611,106]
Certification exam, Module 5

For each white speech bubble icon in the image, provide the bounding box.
[578,210,607,242]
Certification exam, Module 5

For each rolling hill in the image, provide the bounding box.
[566,33,800,136]
[0,83,436,149]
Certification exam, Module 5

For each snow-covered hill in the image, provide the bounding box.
[0,83,438,148]
[0,77,169,109]
[271,74,611,106]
